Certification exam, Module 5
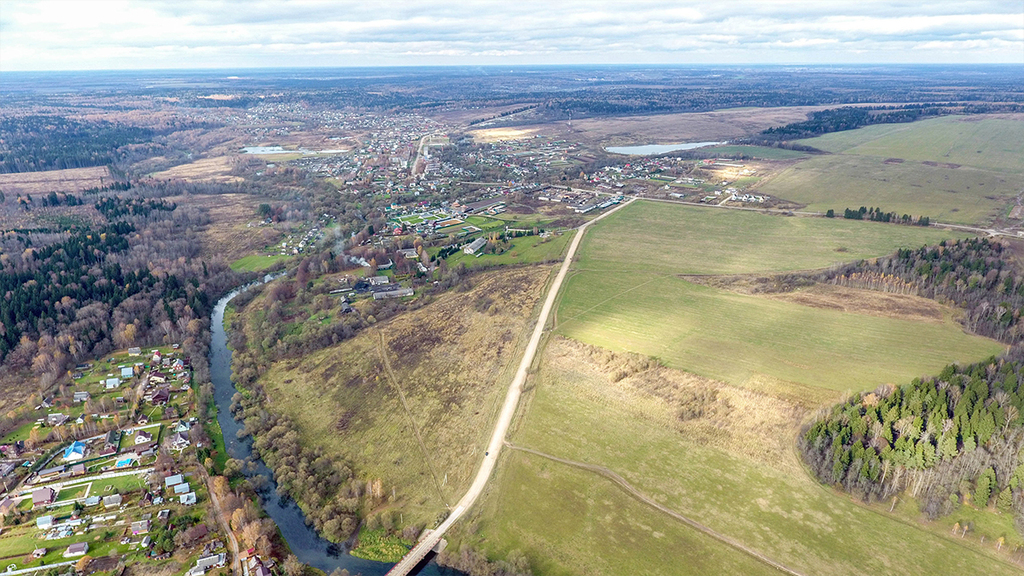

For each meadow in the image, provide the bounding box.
[755,114,1024,225]
[256,266,552,527]
[556,273,1003,393]
[229,253,291,272]
[459,338,1021,576]
[575,201,968,275]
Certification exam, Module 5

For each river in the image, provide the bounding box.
[209,283,458,576]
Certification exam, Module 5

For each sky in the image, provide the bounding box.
[1,0,1022,71]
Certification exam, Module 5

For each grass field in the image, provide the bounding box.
[705,145,810,160]
[256,266,552,527]
[575,201,968,275]
[756,115,1024,225]
[458,338,1021,576]
[795,114,1024,173]
[229,253,291,272]
[556,274,1003,393]
[442,232,574,269]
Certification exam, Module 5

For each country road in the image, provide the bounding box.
[385,198,637,575]
[201,468,242,576]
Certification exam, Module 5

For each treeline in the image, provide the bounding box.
[467,105,538,125]
[95,197,177,219]
[820,238,1024,343]
[801,352,1024,525]
[759,103,1024,141]
[0,186,239,392]
[0,115,155,173]
[228,390,363,541]
[13,191,85,209]
[828,206,930,226]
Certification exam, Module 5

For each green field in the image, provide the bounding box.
[575,201,968,275]
[230,253,291,272]
[705,145,810,160]
[556,274,1003,392]
[755,115,1024,225]
[796,115,1024,173]
[443,232,574,268]
[461,340,1022,576]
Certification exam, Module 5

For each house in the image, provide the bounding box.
[372,287,414,300]
[188,553,227,576]
[63,441,87,461]
[0,497,15,517]
[102,494,123,509]
[157,509,170,521]
[174,420,192,433]
[0,440,24,457]
[164,474,184,488]
[105,377,121,389]
[63,542,89,557]
[70,463,86,476]
[173,482,191,495]
[36,515,53,529]
[398,248,419,259]
[131,519,150,534]
[32,488,56,507]
[171,432,191,451]
[32,548,46,559]
[128,347,142,356]
[137,415,149,425]
[367,275,390,286]
[136,430,153,444]
[151,350,162,363]
[0,460,16,478]
[73,391,90,403]
[121,366,135,379]
[151,387,170,404]
[182,523,208,545]
[83,496,101,507]
[47,413,69,427]
[463,237,487,255]
[141,535,152,548]
[180,492,197,506]
[37,465,65,480]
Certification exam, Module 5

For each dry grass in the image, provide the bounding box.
[259,266,553,525]
[0,166,112,195]
[509,106,839,147]
[150,156,243,183]
[764,284,946,324]
[545,337,808,471]
[167,193,282,261]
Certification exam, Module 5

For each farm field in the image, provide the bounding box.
[165,193,282,261]
[0,165,112,194]
[556,273,1003,393]
[795,114,1024,173]
[255,266,552,527]
[756,154,1019,225]
[756,114,1024,225]
[150,155,243,183]
[575,201,968,275]
[704,144,810,160]
[460,338,1021,576]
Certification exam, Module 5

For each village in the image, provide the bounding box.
[0,344,274,576]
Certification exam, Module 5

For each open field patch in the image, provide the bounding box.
[575,201,968,275]
[756,154,1018,225]
[166,193,282,261]
[795,114,1024,173]
[0,166,112,195]
[556,272,1003,393]
[461,337,1021,576]
[150,156,242,183]
[257,266,552,526]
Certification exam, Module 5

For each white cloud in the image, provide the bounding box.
[0,0,1021,70]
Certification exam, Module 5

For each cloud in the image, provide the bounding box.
[0,0,1021,70]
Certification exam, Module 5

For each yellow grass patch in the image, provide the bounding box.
[0,166,112,195]
[150,156,242,183]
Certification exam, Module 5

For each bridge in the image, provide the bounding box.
[384,199,636,576]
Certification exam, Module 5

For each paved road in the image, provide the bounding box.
[385,198,636,575]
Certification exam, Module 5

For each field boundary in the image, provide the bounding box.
[505,442,806,576]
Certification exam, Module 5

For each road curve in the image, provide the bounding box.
[385,198,637,575]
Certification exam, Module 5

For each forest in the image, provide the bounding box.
[802,352,1024,528]
[758,103,1024,141]
[819,238,1024,344]
[0,183,239,394]
[0,115,158,173]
